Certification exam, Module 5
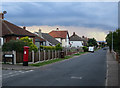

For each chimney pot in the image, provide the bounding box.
[38,29,42,38]
[56,28,59,31]
[23,26,26,30]
[73,32,75,35]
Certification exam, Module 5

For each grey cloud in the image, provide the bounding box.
[2,2,118,30]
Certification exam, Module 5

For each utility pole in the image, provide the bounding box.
[112,31,113,52]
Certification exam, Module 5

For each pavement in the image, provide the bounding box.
[106,50,119,86]
[2,49,107,86]
[2,64,38,70]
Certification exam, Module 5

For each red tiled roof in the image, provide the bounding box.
[1,20,45,42]
[49,30,68,39]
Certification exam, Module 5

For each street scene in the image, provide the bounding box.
[3,49,107,86]
[0,1,120,87]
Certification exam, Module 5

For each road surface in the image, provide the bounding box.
[2,49,107,86]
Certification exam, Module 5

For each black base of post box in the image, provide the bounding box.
[23,61,28,66]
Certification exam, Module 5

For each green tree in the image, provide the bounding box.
[88,38,98,47]
[106,29,120,53]
[20,36,38,52]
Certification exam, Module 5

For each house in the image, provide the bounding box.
[49,28,70,47]
[0,13,45,47]
[69,32,84,48]
[82,36,88,46]
[34,29,61,46]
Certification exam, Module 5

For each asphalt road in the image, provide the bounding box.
[2,49,107,86]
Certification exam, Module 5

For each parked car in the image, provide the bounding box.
[88,46,94,53]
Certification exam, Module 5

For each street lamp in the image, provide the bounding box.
[112,31,113,52]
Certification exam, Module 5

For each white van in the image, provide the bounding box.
[88,46,94,53]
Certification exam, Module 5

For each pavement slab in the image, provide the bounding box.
[106,50,119,86]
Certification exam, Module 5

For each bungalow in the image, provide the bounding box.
[34,29,61,46]
[0,13,45,47]
[49,28,70,47]
[69,32,84,48]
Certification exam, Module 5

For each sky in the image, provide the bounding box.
[2,2,118,41]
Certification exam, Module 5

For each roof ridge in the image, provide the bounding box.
[3,20,13,34]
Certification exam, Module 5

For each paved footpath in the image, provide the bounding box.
[106,50,119,86]
[2,64,38,70]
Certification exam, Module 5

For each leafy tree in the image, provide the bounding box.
[20,36,38,52]
[106,29,120,53]
[88,38,98,47]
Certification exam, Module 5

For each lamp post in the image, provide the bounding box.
[112,31,113,52]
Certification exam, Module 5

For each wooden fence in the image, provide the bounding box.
[2,48,83,64]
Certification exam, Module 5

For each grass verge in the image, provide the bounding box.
[30,52,86,67]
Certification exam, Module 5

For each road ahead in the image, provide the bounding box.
[3,49,107,86]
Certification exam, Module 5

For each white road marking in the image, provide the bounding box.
[3,70,34,79]
[71,76,82,79]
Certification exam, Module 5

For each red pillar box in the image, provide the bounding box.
[23,46,29,66]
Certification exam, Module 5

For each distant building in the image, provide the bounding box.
[69,32,84,48]
[35,29,61,46]
[49,28,70,47]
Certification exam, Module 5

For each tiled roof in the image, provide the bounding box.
[70,34,83,41]
[49,30,68,39]
[42,33,61,45]
[1,20,45,42]
[35,36,46,42]
[2,20,35,37]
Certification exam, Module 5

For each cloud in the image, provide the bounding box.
[2,2,118,30]
[26,25,108,41]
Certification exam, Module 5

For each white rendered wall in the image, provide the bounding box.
[55,38,61,43]
[0,37,3,46]
[70,41,83,47]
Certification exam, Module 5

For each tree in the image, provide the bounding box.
[106,29,120,53]
[20,36,38,52]
[2,40,26,52]
[88,38,98,47]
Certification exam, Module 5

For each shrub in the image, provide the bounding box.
[2,40,26,52]
[82,46,88,52]
[20,36,38,52]
[55,43,62,50]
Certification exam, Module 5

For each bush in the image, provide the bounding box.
[82,46,88,52]
[2,40,26,52]
[20,36,38,52]
[40,43,62,51]
[55,43,62,50]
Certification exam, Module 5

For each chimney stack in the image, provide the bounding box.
[23,26,26,30]
[82,36,84,38]
[56,28,59,31]
[73,32,75,36]
[38,29,42,38]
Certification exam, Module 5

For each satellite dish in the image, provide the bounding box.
[3,11,7,14]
